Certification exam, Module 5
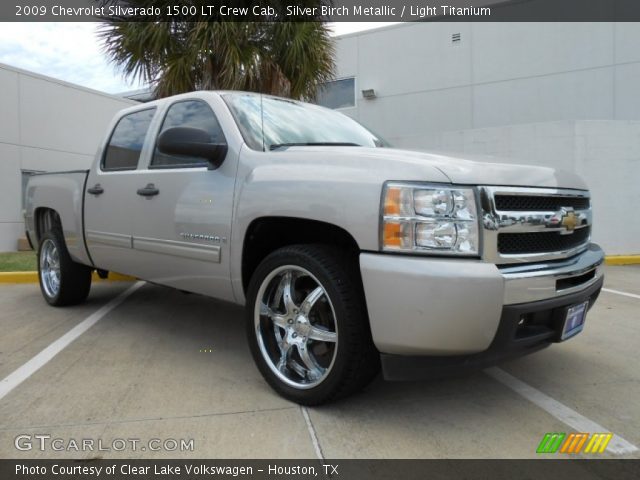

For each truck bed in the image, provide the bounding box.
[24,170,91,267]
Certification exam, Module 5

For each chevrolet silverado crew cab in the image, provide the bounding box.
[25,91,604,405]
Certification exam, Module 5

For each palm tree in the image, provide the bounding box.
[98,2,335,100]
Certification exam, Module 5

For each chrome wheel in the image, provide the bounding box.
[254,265,338,389]
[40,238,61,298]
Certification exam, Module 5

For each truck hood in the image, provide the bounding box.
[280,146,588,190]
[404,149,588,190]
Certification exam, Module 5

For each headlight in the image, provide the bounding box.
[381,182,480,255]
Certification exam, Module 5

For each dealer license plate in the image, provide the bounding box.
[560,301,589,340]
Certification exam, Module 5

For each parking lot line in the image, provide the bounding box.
[301,407,325,460]
[485,367,638,455]
[0,281,144,402]
[602,288,640,300]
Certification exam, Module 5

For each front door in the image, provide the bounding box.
[130,99,236,301]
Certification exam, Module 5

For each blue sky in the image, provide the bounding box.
[0,22,396,95]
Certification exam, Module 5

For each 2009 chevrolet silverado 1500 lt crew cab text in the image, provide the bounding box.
[25,91,604,404]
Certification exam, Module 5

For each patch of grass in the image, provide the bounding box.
[0,251,38,272]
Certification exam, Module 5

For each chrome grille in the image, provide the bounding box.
[481,186,592,265]
[494,195,590,211]
[498,228,591,255]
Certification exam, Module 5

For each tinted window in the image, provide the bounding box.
[103,109,155,171]
[315,78,355,109]
[151,100,226,168]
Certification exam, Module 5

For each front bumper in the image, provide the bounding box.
[359,243,605,364]
[380,277,603,380]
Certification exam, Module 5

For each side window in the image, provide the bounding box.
[102,108,156,171]
[151,100,226,168]
[315,78,356,109]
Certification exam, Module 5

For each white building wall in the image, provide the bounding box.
[0,63,135,251]
[394,121,640,255]
[334,23,640,255]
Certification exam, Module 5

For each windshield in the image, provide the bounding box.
[222,93,389,151]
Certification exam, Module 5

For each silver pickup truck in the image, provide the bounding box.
[25,91,604,405]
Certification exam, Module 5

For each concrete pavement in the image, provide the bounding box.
[0,266,638,459]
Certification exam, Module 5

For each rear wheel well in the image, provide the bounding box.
[34,208,62,244]
[242,217,360,293]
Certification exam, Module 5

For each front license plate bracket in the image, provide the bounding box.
[559,301,589,341]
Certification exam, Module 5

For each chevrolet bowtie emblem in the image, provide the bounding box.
[560,210,578,232]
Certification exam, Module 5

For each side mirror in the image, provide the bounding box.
[157,127,228,169]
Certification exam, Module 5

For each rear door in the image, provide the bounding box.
[84,107,156,275]
[130,99,236,301]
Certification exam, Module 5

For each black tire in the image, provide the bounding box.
[246,244,380,405]
[37,227,92,306]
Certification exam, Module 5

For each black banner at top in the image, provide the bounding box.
[5,0,640,22]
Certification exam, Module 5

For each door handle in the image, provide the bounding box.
[137,183,160,197]
[87,184,104,195]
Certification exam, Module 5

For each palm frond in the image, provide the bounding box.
[99,12,335,99]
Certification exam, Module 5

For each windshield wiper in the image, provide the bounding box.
[269,142,360,151]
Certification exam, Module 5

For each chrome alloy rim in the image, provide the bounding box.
[254,265,338,389]
[40,239,61,298]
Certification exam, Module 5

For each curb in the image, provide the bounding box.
[604,255,640,266]
[0,271,136,284]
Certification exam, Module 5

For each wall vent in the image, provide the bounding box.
[452,33,461,43]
